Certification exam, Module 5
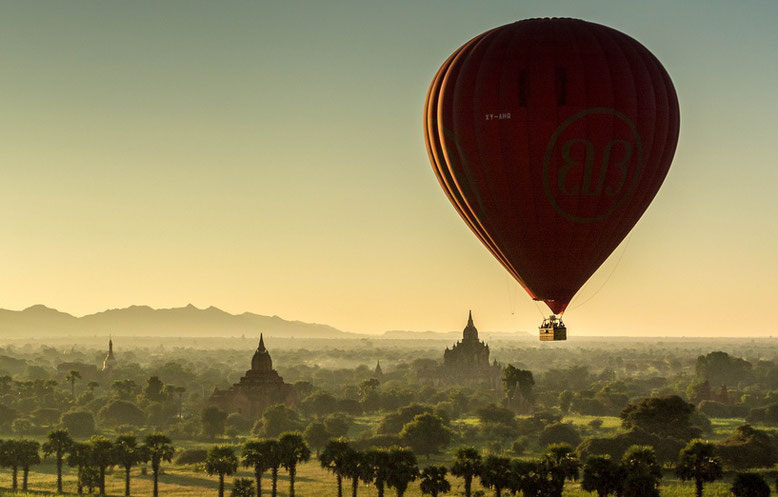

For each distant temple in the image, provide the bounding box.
[373,360,384,381]
[442,311,501,387]
[102,338,117,371]
[209,334,296,417]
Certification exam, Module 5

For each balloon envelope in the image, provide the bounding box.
[424,18,680,314]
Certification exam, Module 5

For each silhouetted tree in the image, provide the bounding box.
[420,466,450,497]
[400,413,452,458]
[676,439,723,497]
[581,455,623,497]
[89,435,114,496]
[66,370,82,398]
[67,441,91,495]
[143,433,175,497]
[731,472,770,497]
[278,432,310,497]
[242,439,275,497]
[304,421,331,455]
[206,445,239,497]
[18,439,41,491]
[43,429,74,494]
[621,445,662,497]
[451,447,482,497]
[385,448,418,497]
[114,434,148,497]
[479,454,511,497]
[319,439,353,497]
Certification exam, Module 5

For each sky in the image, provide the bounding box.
[1,1,777,337]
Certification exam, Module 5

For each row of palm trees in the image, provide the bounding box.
[0,429,175,497]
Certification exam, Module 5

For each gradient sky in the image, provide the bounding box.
[1,1,777,336]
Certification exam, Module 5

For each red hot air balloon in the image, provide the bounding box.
[424,18,679,339]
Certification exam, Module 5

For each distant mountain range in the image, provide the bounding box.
[0,304,353,338]
[0,305,532,340]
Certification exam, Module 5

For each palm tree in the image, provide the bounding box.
[114,434,148,497]
[242,439,275,497]
[541,444,580,497]
[675,440,723,497]
[451,447,482,497]
[581,455,623,497]
[420,466,450,497]
[259,440,282,497]
[66,370,82,398]
[90,435,115,496]
[364,449,392,497]
[731,472,771,497]
[43,429,74,494]
[385,448,418,497]
[479,454,511,497]
[206,445,240,497]
[3,439,23,491]
[341,448,368,497]
[87,381,101,394]
[18,439,41,491]
[278,432,311,497]
[621,445,662,497]
[319,439,352,497]
[67,441,91,495]
[143,433,176,497]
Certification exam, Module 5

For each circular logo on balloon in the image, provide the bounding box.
[543,108,643,223]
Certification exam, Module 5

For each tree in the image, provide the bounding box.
[341,449,369,497]
[113,379,139,400]
[114,434,148,497]
[143,376,166,402]
[144,433,176,497]
[695,351,752,387]
[66,370,82,398]
[364,449,392,497]
[400,413,452,458]
[2,439,22,491]
[89,435,115,496]
[202,407,228,440]
[206,446,239,497]
[675,439,723,497]
[259,405,300,437]
[242,439,276,497]
[502,365,534,403]
[541,444,580,497]
[60,410,95,438]
[730,472,770,497]
[13,439,40,491]
[479,454,511,497]
[67,441,91,495]
[621,445,662,497]
[451,447,482,497]
[231,478,255,497]
[324,412,354,438]
[385,448,418,497]
[278,432,310,497]
[538,423,581,448]
[43,429,74,494]
[620,395,700,441]
[99,400,147,427]
[304,421,331,455]
[87,381,101,394]
[319,439,353,497]
[420,466,450,497]
[581,455,623,497]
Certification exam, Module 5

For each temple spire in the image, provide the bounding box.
[468,310,473,326]
[258,333,266,352]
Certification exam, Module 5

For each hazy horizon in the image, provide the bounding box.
[2,1,777,337]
